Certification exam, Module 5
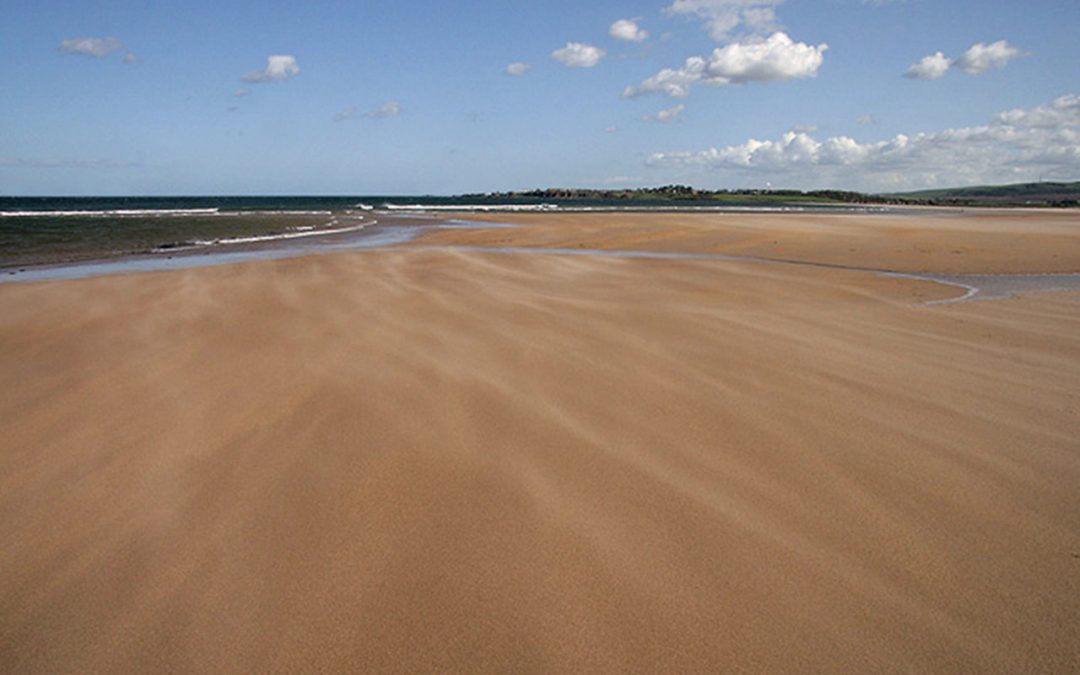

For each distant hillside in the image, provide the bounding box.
[469,186,892,205]
[467,182,1080,208]
[886,181,1080,207]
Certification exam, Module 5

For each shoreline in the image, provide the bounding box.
[0,201,989,277]
[0,214,421,283]
[3,209,1079,304]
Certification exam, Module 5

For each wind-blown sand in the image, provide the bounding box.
[419,208,1080,273]
[1,210,1078,672]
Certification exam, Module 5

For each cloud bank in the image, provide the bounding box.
[646,94,1080,190]
[242,55,300,83]
[552,42,606,68]
[624,32,827,98]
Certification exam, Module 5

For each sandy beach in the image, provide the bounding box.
[1,210,1079,672]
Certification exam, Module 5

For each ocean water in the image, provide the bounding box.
[0,195,887,269]
[0,197,377,268]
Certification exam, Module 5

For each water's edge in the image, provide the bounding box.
[3,213,1078,306]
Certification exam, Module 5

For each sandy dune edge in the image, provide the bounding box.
[1,215,1079,671]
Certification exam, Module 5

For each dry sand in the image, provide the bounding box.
[1,210,1079,672]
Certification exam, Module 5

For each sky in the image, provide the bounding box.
[1,0,1078,195]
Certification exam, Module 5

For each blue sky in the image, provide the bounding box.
[2,0,1078,195]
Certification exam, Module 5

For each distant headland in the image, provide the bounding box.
[465,181,1080,208]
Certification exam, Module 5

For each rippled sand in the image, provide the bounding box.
[1,210,1078,672]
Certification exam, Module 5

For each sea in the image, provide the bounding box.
[0,195,889,272]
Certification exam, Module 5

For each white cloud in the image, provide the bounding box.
[903,51,952,80]
[624,32,826,98]
[708,33,827,82]
[333,107,357,122]
[234,87,252,98]
[610,18,649,42]
[551,42,606,68]
[993,95,1080,128]
[122,52,141,65]
[59,37,124,58]
[645,104,687,123]
[665,0,783,41]
[365,101,401,119]
[645,94,1080,190]
[334,101,401,122]
[505,62,531,76]
[605,126,620,133]
[905,40,1020,80]
[242,55,300,83]
[956,40,1020,75]
[856,115,878,125]
[624,58,706,98]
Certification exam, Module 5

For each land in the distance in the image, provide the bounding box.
[468,179,1080,208]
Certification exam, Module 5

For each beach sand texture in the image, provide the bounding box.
[1,211,1079,672]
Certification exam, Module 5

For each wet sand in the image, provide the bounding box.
[417,208,1080,274]
[1,210,1079,672]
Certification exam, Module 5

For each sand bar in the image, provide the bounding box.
[1,210,1079,672]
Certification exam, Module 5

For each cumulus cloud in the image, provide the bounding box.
[904,51,952,80]
[242,55,300,83]
[59,37,124,58]
[505,61,531,76]
[955,40,1021,74]
[551,42,606,68]
[645,104,687,123]
[905,40,1020,79]
[624,32,826,98]
[610,18,649,42]
[665,0,783,41]
[856,115,878,125]
[645,94,1080,190]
